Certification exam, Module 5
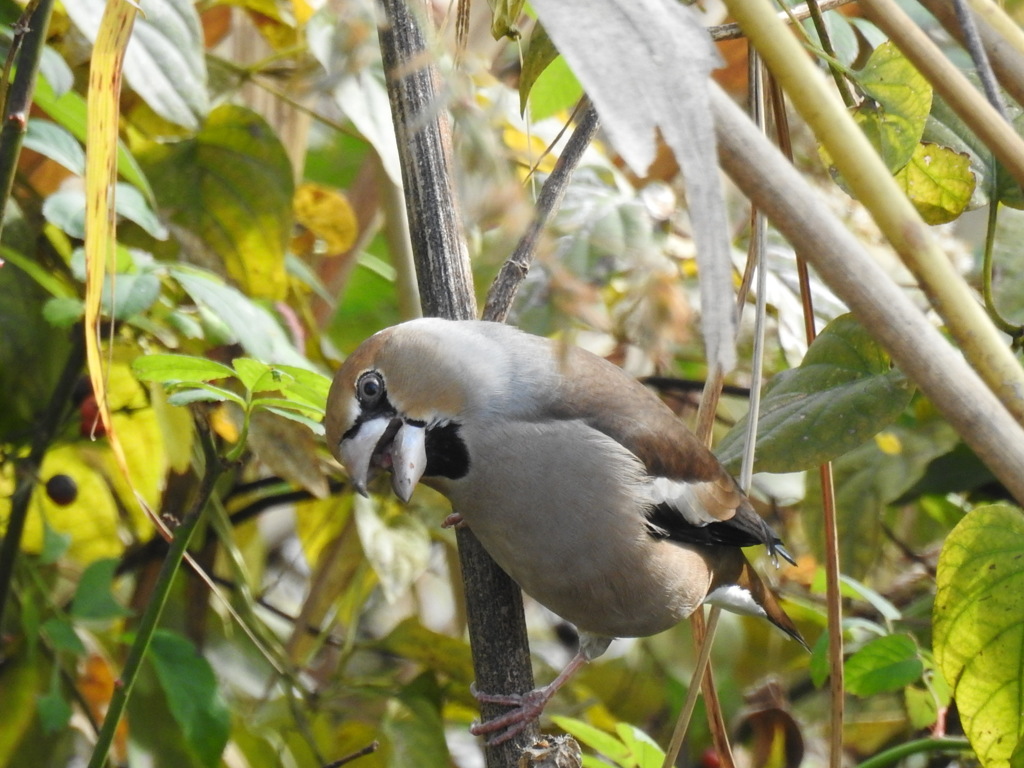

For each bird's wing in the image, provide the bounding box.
[551,345,793,563]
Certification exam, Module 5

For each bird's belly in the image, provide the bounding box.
[439,423,713,638]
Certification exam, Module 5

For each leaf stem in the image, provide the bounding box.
[855,737,971,768]
[803,0,856,107]
[86,424,226,768]
[980,198,1022,340]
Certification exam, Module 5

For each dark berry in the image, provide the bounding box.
[45,475,78,506]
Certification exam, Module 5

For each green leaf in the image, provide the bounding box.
[615,722,666,768]
[551,716,632,765]
[149,630,230,768]
[353,495,431,603]
[24,119,85,175]
[894,142,976,224]
[65,0,208,130]
[262,407,325,435]
[273,364,331,408]
[906,685,940,730]
[378,619,475,686]
[167,386,245,407]
[232,357,280,393]
[42,182,168,240]
[839,574,901,622]
[101,272,163,320]
[40,45,74,97]
[519,23,583,120]
[172,268,311,368]
[69,559,132,621]
[138,105,294,299]
[39,520,72,564]
[934,503,1024,768]
[520,23,559,113]
[133,354,236,384]
[809,630,831,687]
[488,0,526,39]
[41,617,86,655]
[382,689,450,766]
[853,41,932,172]
[804,415,959,578]
[37,685,72,734]
[716,314,915,473]
[988,207,1024,322]
[252,398,324,417]
[845,634,923,696]
[33,77,154,200]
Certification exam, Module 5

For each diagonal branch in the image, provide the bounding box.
[483,100,600,323]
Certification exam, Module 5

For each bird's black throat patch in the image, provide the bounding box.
[424,422,470,480]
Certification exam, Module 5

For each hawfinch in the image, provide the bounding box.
[325,318,805,742]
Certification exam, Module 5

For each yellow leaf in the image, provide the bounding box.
[503,125,559,177]
[873,431,902,455]
[16,445,123,563]
[293,182,358,255]
[895,142,976,225]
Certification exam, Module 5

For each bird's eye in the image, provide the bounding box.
[356,371,385,405]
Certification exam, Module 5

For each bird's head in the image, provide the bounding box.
[326,318,507,502]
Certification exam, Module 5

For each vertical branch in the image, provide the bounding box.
[0,329,84,647]
[377,0,475,321]
[768,79,845,767]
[0,0,56,240]
[375,2,539,765]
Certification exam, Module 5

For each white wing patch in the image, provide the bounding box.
[646,477,719,526]
[705,584,768,618]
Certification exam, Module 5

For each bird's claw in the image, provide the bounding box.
[442,512,465,529]
[469,682,554,746]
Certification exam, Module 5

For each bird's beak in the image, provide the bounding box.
[339,416,395,496]
[390,422,427,503]
[338,416,427,503]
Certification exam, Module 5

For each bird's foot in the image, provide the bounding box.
[469,682,556,746]
[442,512,465,529]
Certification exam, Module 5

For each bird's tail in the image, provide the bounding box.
[709,552,809,651]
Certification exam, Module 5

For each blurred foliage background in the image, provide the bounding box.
[0,0,1022,766]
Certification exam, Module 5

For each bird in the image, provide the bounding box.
[325,317,807,744]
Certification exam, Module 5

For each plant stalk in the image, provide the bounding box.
[722,0,1024,427]
[86,426,224,768]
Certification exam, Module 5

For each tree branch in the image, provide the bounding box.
[376,2,540,765]
[0,0,57,242]
[483,100,600,323]
[711,83,1024,505]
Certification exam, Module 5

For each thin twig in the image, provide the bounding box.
[661,609,722,768]
[324,741,380,768]
[0,328,84,649]
[767,73,844,768]
[802,0,857,106]
[483,100,600,322]
[949,0,1008,118]
[86,424,227,768]
[707,0,854,41]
